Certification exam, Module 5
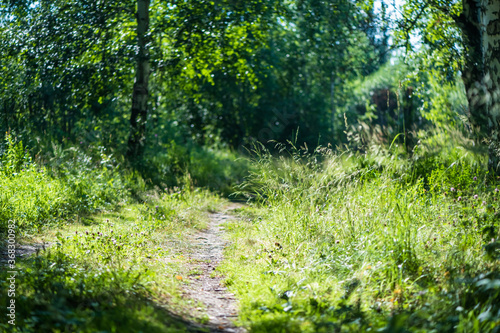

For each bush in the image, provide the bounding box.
[0,135,133,234]
[143,141,250,196]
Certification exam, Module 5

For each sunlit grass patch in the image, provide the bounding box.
[0,189,224,333]
[0,134,133,237]
[222,141,500,332]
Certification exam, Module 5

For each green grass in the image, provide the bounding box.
[4,130,500,332]
[220,140,500,332]
[0,134,134,236]
[0,188,225,333]
[0,133,246,332]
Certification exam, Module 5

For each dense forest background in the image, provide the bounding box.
[0,0,474,183]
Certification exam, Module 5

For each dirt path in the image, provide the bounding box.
[183,204,245,333]
[0,242,48,265]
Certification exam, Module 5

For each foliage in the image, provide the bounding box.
[222,132,500,332]
[0,0,396,151]
[0,134,132,234]
[342,59,469,153]
[342,61,413,148]
[395,0,463,76]
[0,0,135,146]
[157,0,389,147]
[414,69,468,127]
[138,140,251,196]
[0,189,224,332]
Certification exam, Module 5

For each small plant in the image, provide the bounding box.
[0,133,34,176]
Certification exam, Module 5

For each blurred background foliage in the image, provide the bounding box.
[0,0,472,189]
[1,1,459,149]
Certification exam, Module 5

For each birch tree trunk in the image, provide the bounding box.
[127,0,150,160]
[460,0,500,173]
[483,0,500,171]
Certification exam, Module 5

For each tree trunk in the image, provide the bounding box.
[483,0,500,172]
[459,0,500,173]
[127,0,150,160]
[459,0,487,136]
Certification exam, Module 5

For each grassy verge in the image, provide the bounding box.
[1,188,225,332]
[220,142,500,332]
[0,133,249,237]
[0,134,134,236]
[0,133,236,332]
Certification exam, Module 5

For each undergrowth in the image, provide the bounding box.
[222,137,500,332]
[0,134,135,235]
[0,132,232,331]
[142,141,250,196]
[0,188,223,332]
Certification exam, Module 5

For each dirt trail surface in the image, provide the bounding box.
[183,204,245,333]
[0,242,48,265]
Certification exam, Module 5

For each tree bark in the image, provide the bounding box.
[127,0,150,160]
[459,0,500,173]
[483,0,500,171]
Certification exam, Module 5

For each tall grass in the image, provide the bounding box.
[0,134,135,235]
[223,132,500,332]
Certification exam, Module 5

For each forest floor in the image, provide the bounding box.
[183,203,245,333]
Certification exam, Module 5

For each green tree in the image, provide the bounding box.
[0,0,284,155]
[154,0,384,147]
[0,0,135,145]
